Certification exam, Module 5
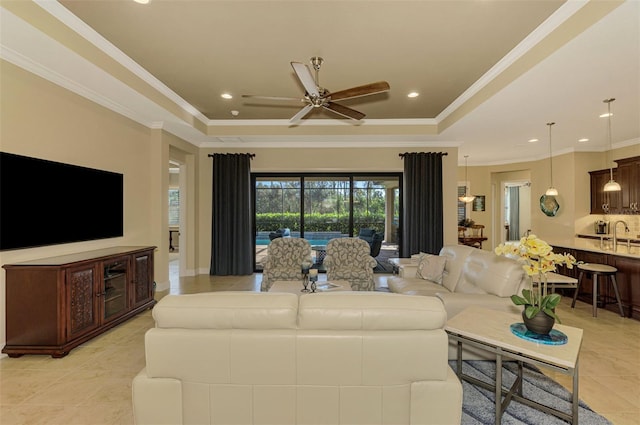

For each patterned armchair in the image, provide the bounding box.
[261,238,313,291]
[324,237,377,291]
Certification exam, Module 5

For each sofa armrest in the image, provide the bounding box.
[132,368,183,425]
[398,264,419,278]
[435,292,520,319]
[410,367,463,425]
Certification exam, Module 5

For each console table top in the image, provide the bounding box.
[3,246,156,268]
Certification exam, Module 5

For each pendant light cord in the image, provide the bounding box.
[607,99,614,181]
[547,122,555,187]
[464,155,469,196]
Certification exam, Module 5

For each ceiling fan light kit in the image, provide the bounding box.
[242,57,390,123]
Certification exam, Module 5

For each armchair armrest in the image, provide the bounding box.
[366,255,377,268]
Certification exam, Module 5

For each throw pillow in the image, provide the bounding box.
[415,254,447,284]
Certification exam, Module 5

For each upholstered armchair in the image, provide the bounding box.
[324,237,377,291]
[261,238,313,291]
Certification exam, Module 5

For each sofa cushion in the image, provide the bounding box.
[298,292,447,330]
[437,245,472,292]
[455,252,526,297]
[152,292,299,329]
[436,292,520,319]
[387,277,446,298]
[415,254,447,284]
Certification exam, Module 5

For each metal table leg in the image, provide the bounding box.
[495,353,502,425]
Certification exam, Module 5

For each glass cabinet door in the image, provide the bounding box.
[102,258,128,320]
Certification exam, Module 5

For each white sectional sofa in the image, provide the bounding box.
[132,291,462,425]
[388,245,528,360]
[388,244,527,320]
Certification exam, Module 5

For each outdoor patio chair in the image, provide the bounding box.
[268,227,291,241]
[324,237,376,291]
[261,237,312,291]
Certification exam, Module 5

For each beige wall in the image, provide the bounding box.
[0,61,164,352]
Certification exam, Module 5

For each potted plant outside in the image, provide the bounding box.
[495,235,576,334]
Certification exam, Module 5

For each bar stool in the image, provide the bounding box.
[571,263,624,317]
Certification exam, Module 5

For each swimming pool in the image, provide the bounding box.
[256,239,334,246]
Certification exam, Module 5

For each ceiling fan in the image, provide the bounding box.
[242,57,390,123]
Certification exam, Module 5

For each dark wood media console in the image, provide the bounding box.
[2,246,156,358]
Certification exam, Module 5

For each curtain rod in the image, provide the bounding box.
[398,152,448,158]
[207,153,255,158]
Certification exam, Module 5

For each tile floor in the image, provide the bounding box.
[1,258,639,424]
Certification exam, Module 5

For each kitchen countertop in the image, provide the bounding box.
[576,232,640,243]
[547,235,640,259]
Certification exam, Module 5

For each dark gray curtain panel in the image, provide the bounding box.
[508,186,520,241]
[210,153,254,275]
[401,152,446,256]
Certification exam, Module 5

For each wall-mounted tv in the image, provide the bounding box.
[0,152,124,251]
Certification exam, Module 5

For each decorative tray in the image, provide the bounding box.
[315,282,342,291]
[510,323,568,345]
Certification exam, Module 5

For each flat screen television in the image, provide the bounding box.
[0,152,124,251]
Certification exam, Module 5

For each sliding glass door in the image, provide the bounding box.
[304,176,350,239]
[253,173,402,271]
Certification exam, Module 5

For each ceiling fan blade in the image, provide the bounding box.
[328,81,390,101]
[323,102,366,120]
[290,104,315,123]
[242,94,306,102]
[291,62,320,98]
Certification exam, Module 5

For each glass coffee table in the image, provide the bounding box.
[445,306,583,425]
[269,280,351,294]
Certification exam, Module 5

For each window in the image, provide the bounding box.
[457,185,468,225]
[168,189,180,226]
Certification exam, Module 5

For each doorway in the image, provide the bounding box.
[502,181,531,242]
[168,161,181,285]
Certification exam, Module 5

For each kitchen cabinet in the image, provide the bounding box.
[607,254,640,319]
[552,245,640,320]
[2,246,156,358]
[590,155,640,214]
[590,168,619,214]
[615,156,640,213]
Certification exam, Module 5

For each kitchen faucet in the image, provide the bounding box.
[612,220,630,252]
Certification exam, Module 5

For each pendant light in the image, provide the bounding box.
[545,122,558,196]
[603,98,621,192]
[458,155,475,203]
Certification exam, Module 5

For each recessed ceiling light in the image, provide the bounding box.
[578,138,589,142]
[221,93,233,99]
[528,138,538,143]
[407,92,419,98]
[133,0,150,4]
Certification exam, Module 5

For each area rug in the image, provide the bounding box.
[451,360,612,425]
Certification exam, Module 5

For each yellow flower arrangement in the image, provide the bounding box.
[495,234,576,323]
